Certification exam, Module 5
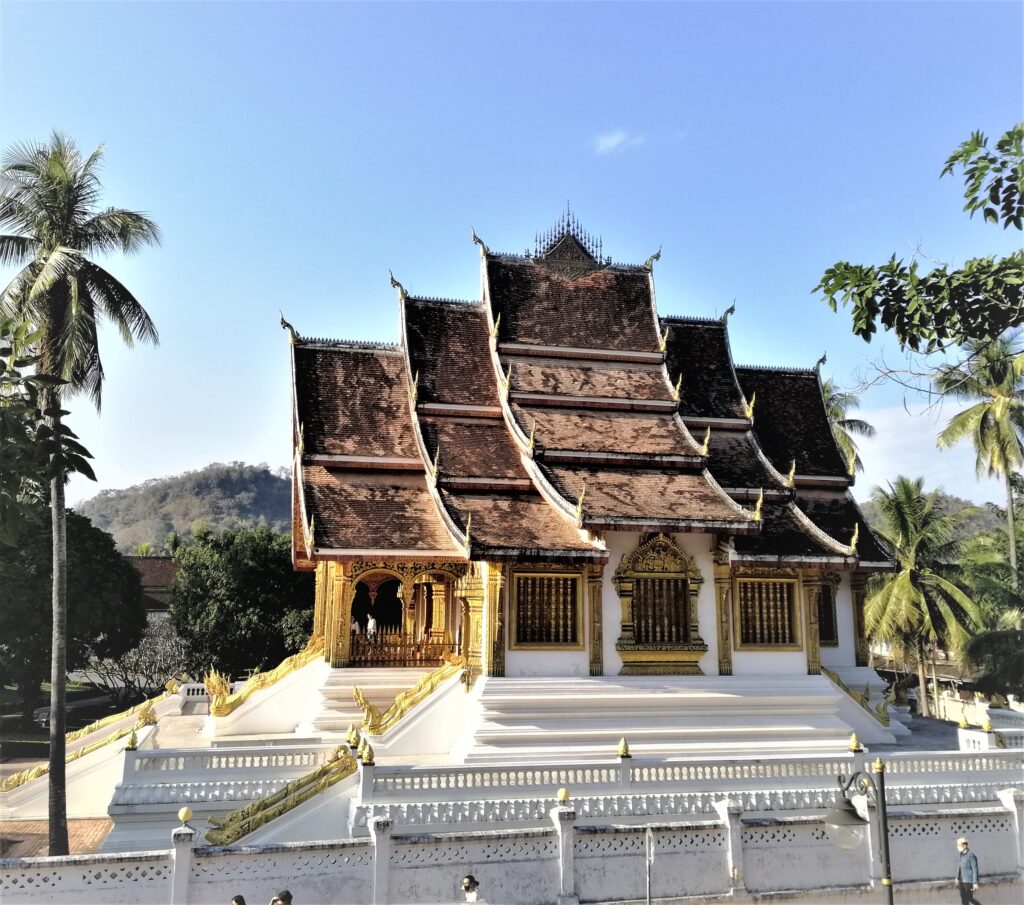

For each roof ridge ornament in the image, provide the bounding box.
[643,246,662,272]
[490,312,501,339]
[279,311,299,343]
[659,324,670,352]
[752,488,764,522]
[814,351,827,374]
[721,301,736,324]
[464,513,472,548]
[389,270,408,301]
[744,392,756,421]
[432,443,441,481]
[700,426,711,456]
[528,417,536,451]
[471,227,489,258]
[672,373,683,402]
[575,482,587,520]
[786,459,796,488]
[409,370,419,404]
[850,522,859,554]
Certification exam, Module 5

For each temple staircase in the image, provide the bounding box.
[461,675,862,763]
[312,667,434,734]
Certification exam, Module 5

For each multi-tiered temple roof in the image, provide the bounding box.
[289,214,890,570]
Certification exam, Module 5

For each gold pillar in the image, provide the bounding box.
[459,568,485,682]
[429,582,448,640]
[803,570,822,675]
[485,564,506,677]
[327,563,353,668]
[588,563,604,676]
[851,573,869,666]
[713,547,733,676]
[313,562,328,638]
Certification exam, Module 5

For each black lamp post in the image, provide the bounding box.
[824,757,894,905]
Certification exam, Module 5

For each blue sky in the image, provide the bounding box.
[1,1,1021,507]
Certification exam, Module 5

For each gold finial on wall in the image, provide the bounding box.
[617,737,631,758]
[848,732,862,752]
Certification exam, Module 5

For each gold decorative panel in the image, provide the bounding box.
[511,572,583,649]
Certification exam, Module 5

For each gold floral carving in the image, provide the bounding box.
[588,563,604,676]
[803,573,822,675]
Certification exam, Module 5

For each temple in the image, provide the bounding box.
[289,212,892,687]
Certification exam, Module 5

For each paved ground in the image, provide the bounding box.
[0,818,112,858]
[874,713,962,752]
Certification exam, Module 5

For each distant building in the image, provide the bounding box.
[125,555,178,616]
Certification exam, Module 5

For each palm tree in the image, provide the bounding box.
[865,477,985,717]
[936,334,1024,577]
[821,378,876,473]
[0,134,159,854]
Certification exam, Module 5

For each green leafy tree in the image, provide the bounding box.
[170,526,313,678]
[865,477,985,716]
[0,133,159,854]
[0,510,146,724]
[821,378,876,473]
[935,334,1024,575]
[816,125,1023,351]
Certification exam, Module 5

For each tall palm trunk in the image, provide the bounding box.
[46,392,69,856]
[916,642,931,717]
[1006,473,1018,583]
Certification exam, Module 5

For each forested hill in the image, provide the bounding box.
[859,489,1007,537]
[75,462,291,552]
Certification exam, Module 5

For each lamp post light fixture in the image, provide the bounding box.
[824,757,893,905]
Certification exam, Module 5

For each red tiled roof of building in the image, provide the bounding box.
[662,318,748,421]
[509,360,671,401]
[734,366,849,478]
[439,490,604,560]
[302,466,460,556]
[513,404,701,458]
[732,502,855,564]
[294,345,419,459]
[419,417,524,482]
[404,298,500,407]
[487,253,661,353]
[541,464,756,530]
[796,490,893,565]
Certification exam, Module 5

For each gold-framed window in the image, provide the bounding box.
[631,576,691,643]
[734,578,801,650]
[511,571,584,649]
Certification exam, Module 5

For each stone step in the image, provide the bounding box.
[311,667,434,734]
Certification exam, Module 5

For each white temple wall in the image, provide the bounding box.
[731,649,807,675]
[600,531,630,675]
[821,572,857,669]
[503,649,590,678]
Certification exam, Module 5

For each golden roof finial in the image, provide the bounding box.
[850,522,859,554]
[298,422,305,454]
[872,756,884,773]
[786,459,796,488]
[644,246,662,272]
[490,312,501,339]
[409,370,419,404]
[660,324,670,352]
[464,513,472,547]
[673,373,683,402]
[721,301,736,323]
[388,270,408,301]
[752,488,764,522]
[700,426,711,456]
[362,740,375,765]
[575,482,587,520]
[744,392,756,421]
[432,443,442,480]
[503,361,513,393]
[848,732,862,752]
[126,728,138,751]
[528,418,536,451]
[617,737,631,758]
[981,719,993,732]
[308,514,315,543]
[346,722,359,746]
[471,227,489,257]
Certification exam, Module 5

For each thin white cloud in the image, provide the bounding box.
[853,403,1003,506]
[593,130,646,155]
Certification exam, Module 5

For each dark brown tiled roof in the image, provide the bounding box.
[512,403,700,457]
[733,502,852,561]
[404,298,500,407]
[734,367,848,477]
[487,256,660,352]
[706,430,786,490]
[126,556,177,588]
[542,465,754,527]
[510,360,671,401]
[302,466,459,554]
[294,345,419,458]
[439,490,602,559]
[419,417,523,481]
[797,490,893,563]
[662,319,747,420]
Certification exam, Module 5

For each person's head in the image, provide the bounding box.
[957,837,969,851]
[275,892,293,905]
[231,897,246,905]
[462,876,479,892]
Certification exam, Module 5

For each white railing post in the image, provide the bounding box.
[359,759,375,803]
[169,808,196,905]
[370,816,392,905]
[714,797,746,894]
[997,788,1024,876]
[550,803,579,905]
